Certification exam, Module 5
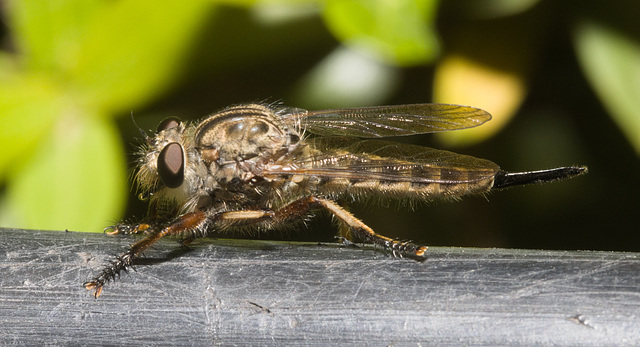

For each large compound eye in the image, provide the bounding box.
[157,142,184,188]
[157,116,181,132]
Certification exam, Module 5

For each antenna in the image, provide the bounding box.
[130,111,149,140]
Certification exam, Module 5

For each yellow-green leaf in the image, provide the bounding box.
[7,0,104,72]
[453,0,540,19]
[323,0,440,66]
[0,70,61,179]
[574,19,640,155]
[71,0,212,114]
[6,114,127,232]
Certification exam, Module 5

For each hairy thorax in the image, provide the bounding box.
[193,104,304,209]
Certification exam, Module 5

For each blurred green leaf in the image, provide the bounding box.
[323,0,440,66]
[7,114,127,232]
[216,0,260,5]
[7,0,104,72]
[1,1,214,232]
[574,19,640,155]
[0,70,61,179]
[454,0,540,19]
[71,0,212,114]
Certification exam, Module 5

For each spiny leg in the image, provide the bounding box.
[185,196,427,257]
[85,209,278,298]
[85,196,426,297]
[104,199,167,236]
[312,198,427,259]
[104,221,154,236]
[220,196,427,259]
[84,211,207,298]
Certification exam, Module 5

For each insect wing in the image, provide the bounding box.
[279,104,491,138]
[267,137,500,185]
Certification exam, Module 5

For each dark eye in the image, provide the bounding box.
[157,116,181,132]
[157,142,184,188]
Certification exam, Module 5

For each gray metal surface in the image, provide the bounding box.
[0,227,639,345]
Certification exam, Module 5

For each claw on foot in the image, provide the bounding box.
[415,245,427,257]
[384,239,428,259]
[104,223,151,235]
[84,281,103,298]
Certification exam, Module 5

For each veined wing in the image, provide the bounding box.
[277,103,491,138]
[265,137,500,185]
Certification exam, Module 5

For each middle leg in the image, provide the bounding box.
[219,196,428,259]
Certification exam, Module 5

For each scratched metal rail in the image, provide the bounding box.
[0,228,638,345]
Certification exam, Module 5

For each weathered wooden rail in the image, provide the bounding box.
[1,228,638,345]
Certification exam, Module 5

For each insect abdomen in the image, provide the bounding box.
[316,165,497,200]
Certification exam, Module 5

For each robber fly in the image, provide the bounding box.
[84,103,587,297]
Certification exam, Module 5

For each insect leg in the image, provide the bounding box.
[312,198,427,259]
[84,211,207,298]
[103,200,167,236]
[215,196,427,259]
[104,222,155,236]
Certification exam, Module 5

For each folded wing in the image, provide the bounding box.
[265,138,500,186]
[278,103,491,138]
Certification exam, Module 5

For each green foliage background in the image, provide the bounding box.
[1,0,638,251]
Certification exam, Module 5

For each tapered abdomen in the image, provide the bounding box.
[303,151,501,200]
[302,152,587,201]
[317,168,498,200]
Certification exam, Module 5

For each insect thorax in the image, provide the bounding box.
[189,104,302,204]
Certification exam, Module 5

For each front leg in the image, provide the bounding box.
[104,199,168,236]
[85,196,426,298]
[84,209,275,298]
[84,211,208,298]
[103,221,155,236]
